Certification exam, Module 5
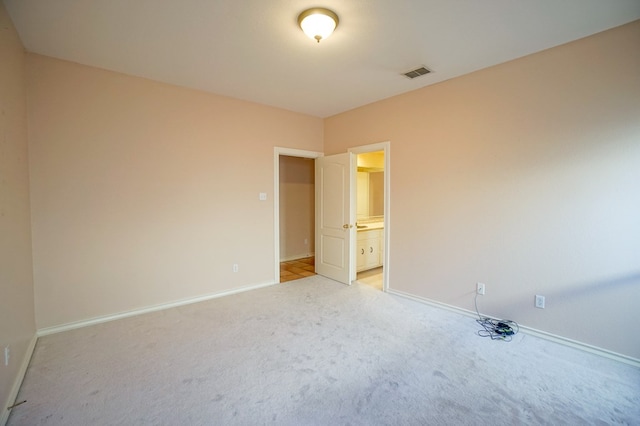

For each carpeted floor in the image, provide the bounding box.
[8,275,640,425]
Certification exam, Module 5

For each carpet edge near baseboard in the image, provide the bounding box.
[1,334,37,426]
[36,280,278,338]
[387,288,640,369]
[31,281,640,368]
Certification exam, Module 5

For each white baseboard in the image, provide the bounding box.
[38,280,278,337]
[388,288,640,368]
[280,253,315,262]
[1,334,37,426]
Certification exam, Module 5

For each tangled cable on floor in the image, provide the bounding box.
[474,293,519,341]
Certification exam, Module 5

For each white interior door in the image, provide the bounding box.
[315,153,355,284]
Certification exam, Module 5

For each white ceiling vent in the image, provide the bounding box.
[403,66,432,79]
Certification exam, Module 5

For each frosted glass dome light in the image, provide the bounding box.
[298,8,339,43]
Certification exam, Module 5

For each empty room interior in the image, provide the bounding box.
[2,1,640,424]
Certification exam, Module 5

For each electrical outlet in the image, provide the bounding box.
[4,346,9,366]
[476,282,485,295]
[535,295,545,309]
[233,264,239,273]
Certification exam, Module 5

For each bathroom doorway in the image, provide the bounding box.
[350,142,390,292]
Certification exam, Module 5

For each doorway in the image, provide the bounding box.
[278,154,316,282]
[274,148,323,283]
[350,142,389,292]
[355,150,385,291]
[273,143,390,291]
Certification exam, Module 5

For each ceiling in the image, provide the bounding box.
[5,0,640,118]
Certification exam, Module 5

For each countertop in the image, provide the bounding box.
[356,220,384,230]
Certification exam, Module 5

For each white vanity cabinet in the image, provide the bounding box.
[357,228,384,272]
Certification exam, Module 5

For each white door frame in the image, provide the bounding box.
[273,147,323,283]
[349,141,390,292]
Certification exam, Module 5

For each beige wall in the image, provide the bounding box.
[3,5,638,384]
[279,156,315,261]
[325,21,640,359]
[26,54,323,328]
[0,2,36,415]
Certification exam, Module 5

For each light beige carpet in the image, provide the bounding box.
[8,275,640,425]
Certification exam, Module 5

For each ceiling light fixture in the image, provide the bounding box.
[297,8,339,43]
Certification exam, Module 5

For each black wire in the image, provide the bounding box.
[474,293,519,342]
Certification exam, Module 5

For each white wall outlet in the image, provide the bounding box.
[304,238,308,245]
[535,295,545,309]
[259,192,267,201]
[233,264,239,273]
[476,282,485,295]
[4,346,9,366]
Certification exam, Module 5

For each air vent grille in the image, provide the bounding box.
[403,66,431,79]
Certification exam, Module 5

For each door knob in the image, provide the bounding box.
[343,224,353,229]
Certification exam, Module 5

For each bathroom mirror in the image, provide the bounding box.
[357,169,384,219]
